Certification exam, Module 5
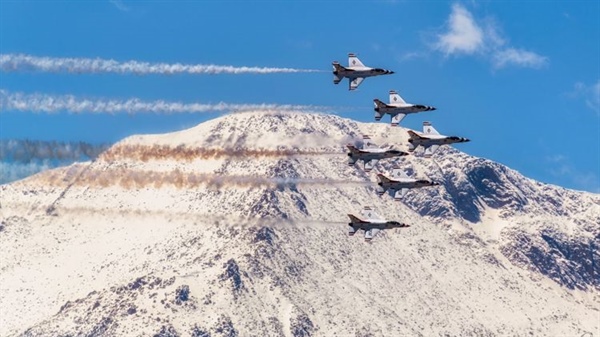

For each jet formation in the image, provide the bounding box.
[333,52,470,241]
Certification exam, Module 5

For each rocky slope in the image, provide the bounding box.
[1,111,598,337]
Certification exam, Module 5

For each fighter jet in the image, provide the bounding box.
[347,206,409,242]
[374,90,436,126]
[333,53,394,91]
[376,167,440,200]
[347,135,408,172]
[407,122,470,158]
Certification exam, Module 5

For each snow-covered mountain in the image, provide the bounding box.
[1,112,598,337]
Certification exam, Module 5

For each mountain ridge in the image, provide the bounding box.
[1,111,598,336]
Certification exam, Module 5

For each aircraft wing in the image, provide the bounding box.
[361,208,384,221]
[350,77,365,90]
[394,188,409,200]
[391,113,407,126]
[424,144,440,157]
[364,159,379,172]
[391,168,408,180]
[364,228,381,241]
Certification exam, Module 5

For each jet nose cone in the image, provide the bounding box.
[464,138,471,142]
[389,71,395,74]
[431,107,437,111]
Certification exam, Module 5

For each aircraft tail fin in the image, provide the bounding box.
[373,99,387,121]
[377,173,392,184]
[347,214,363,224]
[332,62,347,72]
[407,130,424,140]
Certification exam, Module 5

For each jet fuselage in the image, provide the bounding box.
[408,135,470,148]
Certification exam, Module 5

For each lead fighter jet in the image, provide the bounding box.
[347,206,409,242]
[376,167,439,200]
[373,90,436,126]
[347,135,408,172]
[333,53,394,91]
[407,122,470,157]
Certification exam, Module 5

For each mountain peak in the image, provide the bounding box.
[2,111,598,336]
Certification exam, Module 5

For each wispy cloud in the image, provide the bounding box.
[570,80,600,114]
[546,154,600,193]
[0,54,323,75]
[492,48,548,69]
[432,3,548,69]
[0,90,328,115]
[109,0,129,12]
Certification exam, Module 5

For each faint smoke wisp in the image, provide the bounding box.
[1,139,109,163]
[0,139,110,184]
[0,90,327,115]
[100,144,342,162]
[0,53,323,75]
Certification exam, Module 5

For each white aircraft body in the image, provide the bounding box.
[376,168,439,200]
[407,122,470,157]
[333,53,394,91]
[374,90,436,126]
[347,135,408,172]
[347,206,409,242]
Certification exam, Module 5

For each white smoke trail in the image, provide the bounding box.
[0,90,327,115]
[0,53,323,75]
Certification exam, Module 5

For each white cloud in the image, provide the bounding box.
[435,4,484,55]
[492,48,548,69]
[432,3,548,70]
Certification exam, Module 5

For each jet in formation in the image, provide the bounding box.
[407,122,470,157]
[333,53,394,91]
[374,90,436,126]
[347,135,408,172]
[347,206,409,242]
[376,168,439,200]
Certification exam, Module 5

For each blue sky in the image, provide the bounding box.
[1,0,599,192]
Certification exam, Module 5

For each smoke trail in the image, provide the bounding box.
[35,166,372,190]
[0,139,110,163]
[0,54,323,75]
[0,90,327,115]
[0,139,111,184]
[100,143,342,162]
[0,161,54,184]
